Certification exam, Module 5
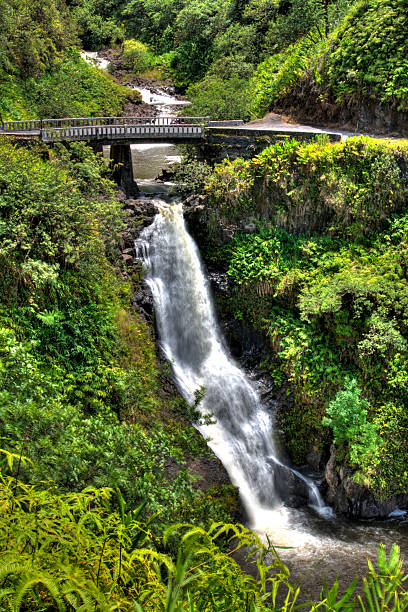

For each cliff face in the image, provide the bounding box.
[188,136,408,518]
[205,137,408,237]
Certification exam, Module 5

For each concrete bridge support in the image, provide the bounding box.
[110,144,139,197]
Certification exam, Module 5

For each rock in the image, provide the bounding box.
[272,461,310,508]
[156,164,177,182]
[122,253,135,267]
[186,456,230,492]
[132,284,154,319]
[306,447,324,472]
[243,221,256,232]
[325,445,408,518]
[115,190,127,202]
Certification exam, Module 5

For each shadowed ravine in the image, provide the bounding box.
[126,76,408,598]
[134,199,408,599]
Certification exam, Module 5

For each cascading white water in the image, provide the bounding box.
[136,200,332,527]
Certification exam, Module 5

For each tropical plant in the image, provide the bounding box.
[323,378,380,467]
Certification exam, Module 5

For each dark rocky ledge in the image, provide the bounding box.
[325,446,408,519]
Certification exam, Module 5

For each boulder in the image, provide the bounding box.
[325,445,408,518]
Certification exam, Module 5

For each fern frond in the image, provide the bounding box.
[13,572,65,612]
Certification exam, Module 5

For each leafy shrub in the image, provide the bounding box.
[0,0,77,79]
[74,0,124,50]
[123,39,152,74]
[185,75,251,121]
[171,159,214,197]
[250,36,326,117]
[0,447,406,610]
[207,137,408,238]
[323,378,380,467]
[25,47,131,118]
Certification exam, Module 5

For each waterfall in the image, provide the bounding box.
[136,201,332,527]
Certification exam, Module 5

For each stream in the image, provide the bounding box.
[87,51,408,600]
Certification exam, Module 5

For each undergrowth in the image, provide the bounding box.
[0,446,407,610]
[205,137,408,496]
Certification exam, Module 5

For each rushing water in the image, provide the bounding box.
[84,50,408,597]
[130,87,188,192]
[136,201,332,527]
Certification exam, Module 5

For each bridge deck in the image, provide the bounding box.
[0,116,342,144]
[0,116,210,143]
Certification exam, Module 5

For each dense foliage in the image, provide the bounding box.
[0,447,407,610]
[6,0,399,125]
[205,136,408,496]
[0,0,131,120]
[0,138,235,530]
[251,0,408,123]
[2,0,404,124]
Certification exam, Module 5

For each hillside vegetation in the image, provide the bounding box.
[0,138,235,529]
[70,0,407,130]
[69,0,357,119]
[205,136,408,498]
[0,0,132,120]
[251,0,408,129]
[3,0,403,129]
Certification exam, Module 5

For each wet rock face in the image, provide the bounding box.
[273,462,310,508]
[125,198,159,228]
[325,446,408,519]
[132,283,155,320]
[119,197,159,320]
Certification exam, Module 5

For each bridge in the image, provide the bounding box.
[0,116,342,195]
[0,116,211,144]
